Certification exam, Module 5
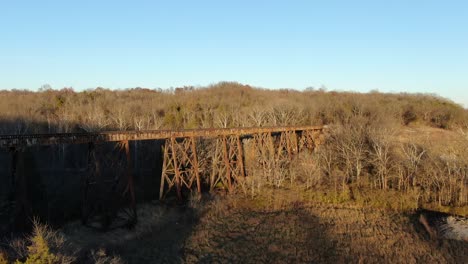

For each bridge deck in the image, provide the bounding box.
[0,125,325,148]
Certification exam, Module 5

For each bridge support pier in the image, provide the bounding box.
[298,130,322,152]
[210,135,245,192]
[10,147,32,232]
[81,141,137,230]
[160,137,201,200]
[158,129,326,199]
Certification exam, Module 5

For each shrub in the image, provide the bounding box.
[0,251,8,264]
[19,229,58,264]
[402,106,418,125]
[12,221,75,264]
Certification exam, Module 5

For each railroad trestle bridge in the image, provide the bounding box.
[0,125,325,230]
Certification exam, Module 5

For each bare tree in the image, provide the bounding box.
[133,116,147,131]
[79,108,110,132]
[369,130,395,190]
[214,111,231,128]
[248,107,268,127]
[401,143,426,188]
[111,109,129,131]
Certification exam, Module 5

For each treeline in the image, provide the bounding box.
[0,82,466,134]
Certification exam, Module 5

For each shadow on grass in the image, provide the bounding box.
[182,203,340,263]
[63,199,341,263]
[64,202,201,264]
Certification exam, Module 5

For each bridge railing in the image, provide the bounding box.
[0,125,324,148]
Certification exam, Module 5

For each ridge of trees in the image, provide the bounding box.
[0,82,466,134]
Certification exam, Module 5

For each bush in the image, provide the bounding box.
[402,106,417,125]
[11,221,75,264]
[0,251,8,264]
[19,230,58,264]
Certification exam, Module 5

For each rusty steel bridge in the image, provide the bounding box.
[0,125,325,230]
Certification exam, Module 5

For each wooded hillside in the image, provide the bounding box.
[1,82,467,211]
[0,82,466,134]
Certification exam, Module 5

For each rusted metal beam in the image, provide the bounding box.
[190,137,201,195]
[159,140,171,199]
[236,135,245,178]
[170,137,183,200]
[81,143,94,225]
[11,148,33,232]
[81,142,102,227]
[222,136,232,191]
[285,131,293,159]
[0,125,325,148]
[210,140,223,191]
[9,147,17,193]
[123,140,137,226]
[81,141,138,230]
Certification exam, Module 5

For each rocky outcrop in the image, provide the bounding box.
[419,210,468,241]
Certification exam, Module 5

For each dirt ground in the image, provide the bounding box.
[59,192,467,264]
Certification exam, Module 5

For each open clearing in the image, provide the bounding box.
[60,193,468,264]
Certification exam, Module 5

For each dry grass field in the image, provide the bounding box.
[13,191,459,264]
[185,198,467,263]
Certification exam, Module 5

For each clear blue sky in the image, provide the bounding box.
[1,0,467,106]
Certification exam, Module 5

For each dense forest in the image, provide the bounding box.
[1,82,467,211]
[1,82,467,134]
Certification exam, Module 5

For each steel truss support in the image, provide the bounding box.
[251,132,296,181]
[160,137,201,200]
[81,141,137,230]
[158,129,323,200]
[276,130,299,160]
[298,130,322,152]
[252,133,276,176]
[210,135,245,192]
[10,147,32,232]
